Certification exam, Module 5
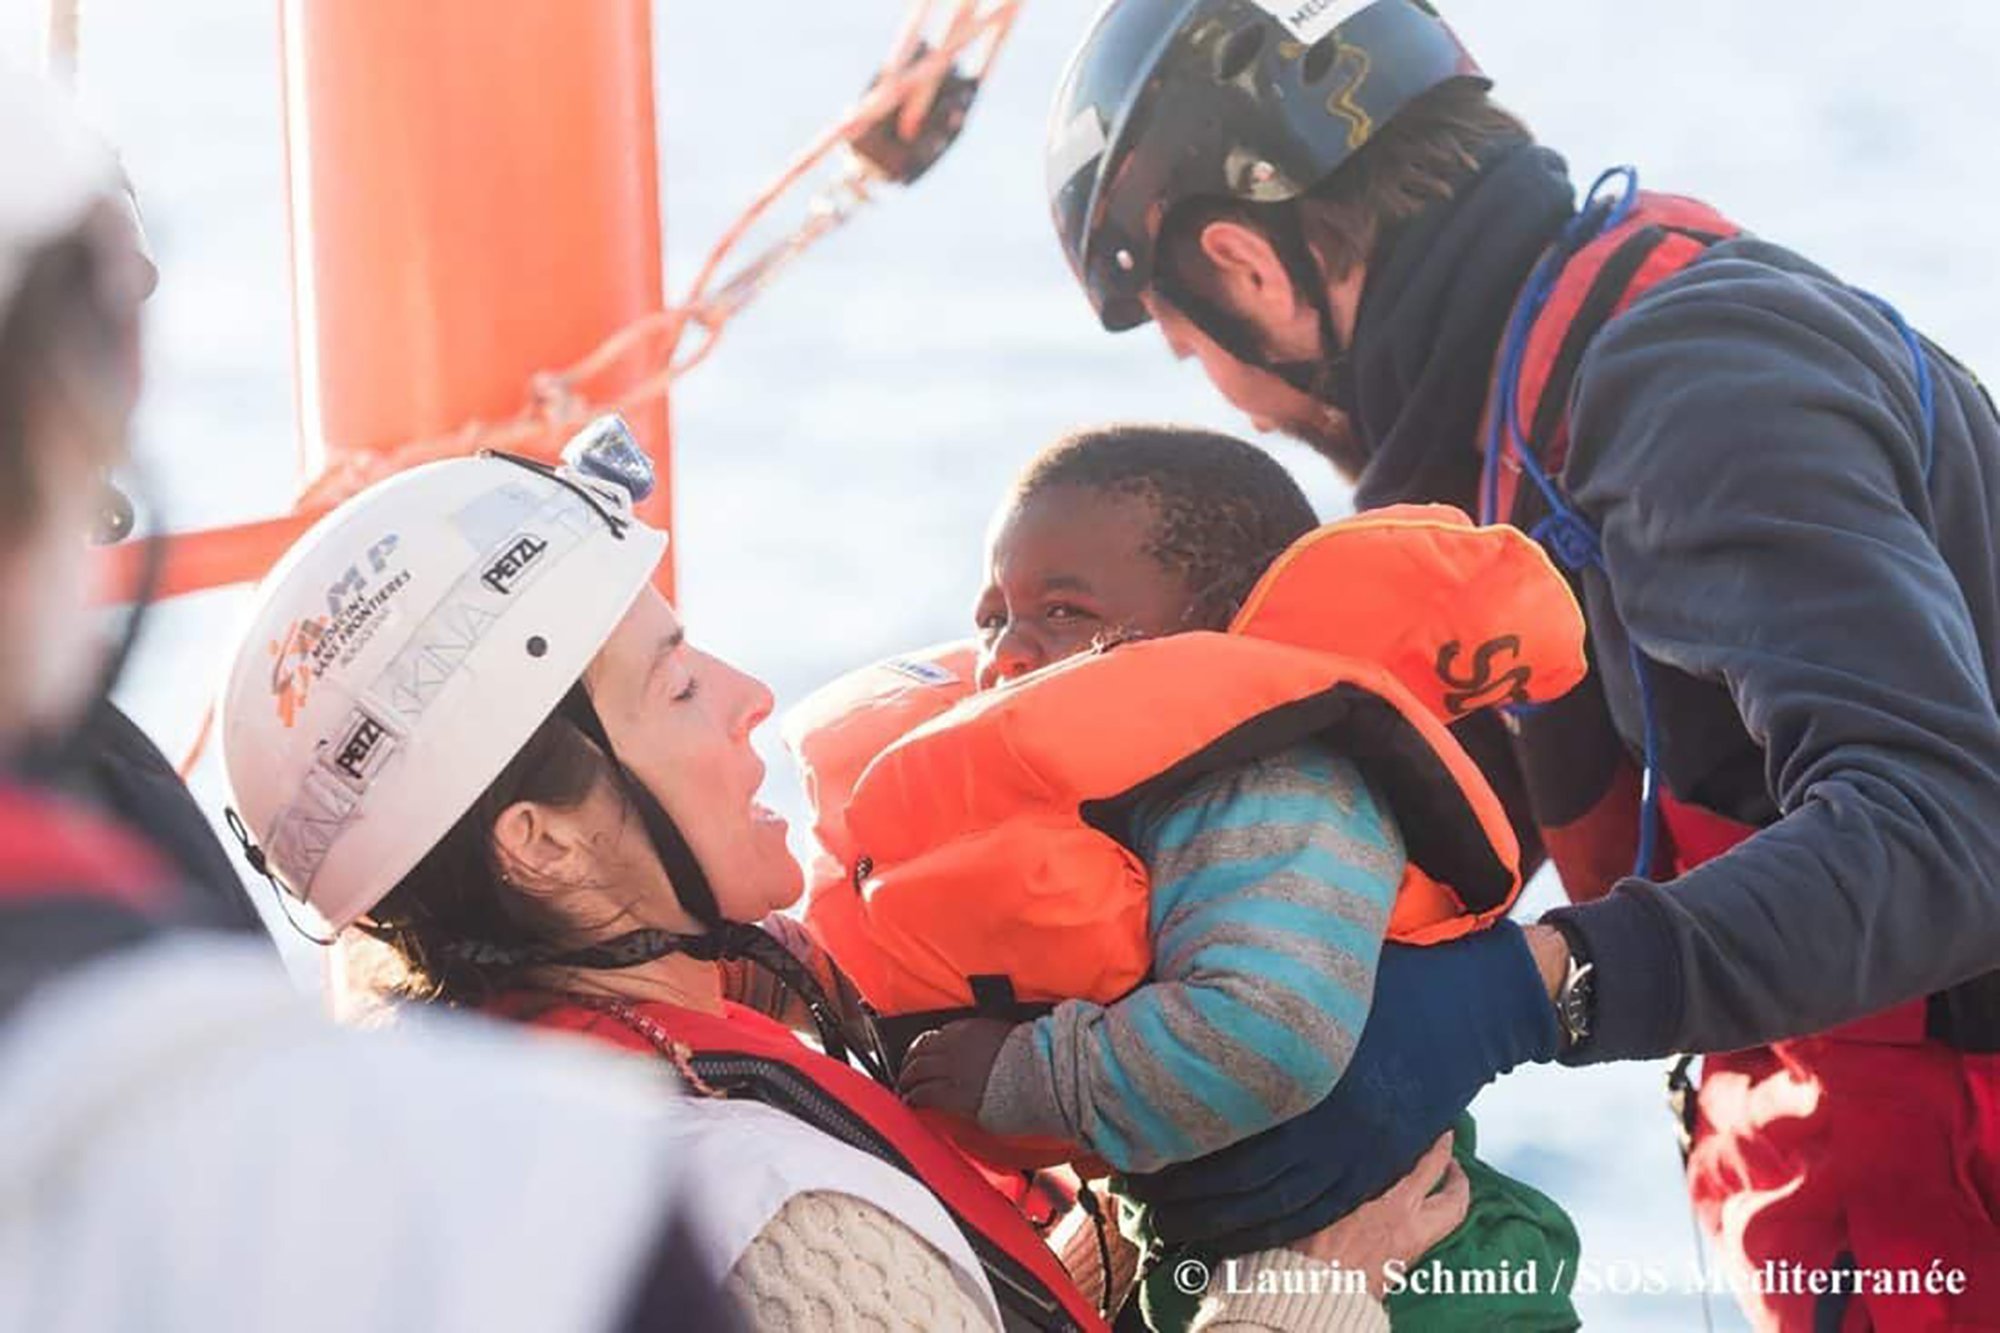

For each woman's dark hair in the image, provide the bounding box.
[1012,423,1319,630]
[362,707,617,1006]
[0,211,141,543]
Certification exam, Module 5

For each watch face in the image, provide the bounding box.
[1562,991,1588,1039]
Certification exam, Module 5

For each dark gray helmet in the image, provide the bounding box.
[1048,0,1485,332]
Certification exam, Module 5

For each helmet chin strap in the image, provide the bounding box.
[1154,205,1356,415]
[1266,297,1349,407]
[442,681,888,1081]
[552,681,723,928]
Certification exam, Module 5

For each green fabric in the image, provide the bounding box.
[1123,1115,1579,1332]
[1382,1116,1579,1331]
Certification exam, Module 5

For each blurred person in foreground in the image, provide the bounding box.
[0,62,758,1333]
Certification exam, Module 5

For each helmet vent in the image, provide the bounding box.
[1302,35,1340,85]
[1213,24,1265,82]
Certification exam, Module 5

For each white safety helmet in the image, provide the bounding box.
[219,418,666,931]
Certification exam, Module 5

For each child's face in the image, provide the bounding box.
[974,484,1195,689]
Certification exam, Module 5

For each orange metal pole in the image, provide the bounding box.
[277,0,673,590]
[103,508,330,603]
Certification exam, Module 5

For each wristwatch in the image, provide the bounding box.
[1549,920,1595,1052]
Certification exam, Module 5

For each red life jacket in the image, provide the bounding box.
[0,780,168,911]
[0,780,172,1018]
[1486,190,1740,532]
[1486,187,2000,1331]
[495,995,1106,1333]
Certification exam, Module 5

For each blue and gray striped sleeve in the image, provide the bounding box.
[978,741,1405,1173]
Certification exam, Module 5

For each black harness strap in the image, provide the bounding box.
[555,682,724,928]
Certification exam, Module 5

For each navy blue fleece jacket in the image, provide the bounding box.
[1546,236,2000,1061]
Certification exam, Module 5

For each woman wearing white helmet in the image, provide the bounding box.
[219,418,1471,1332]
[220,421,1093,1332]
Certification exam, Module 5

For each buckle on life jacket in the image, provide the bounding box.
[869,975,1057,1078]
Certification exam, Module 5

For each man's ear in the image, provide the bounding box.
[492,798,593,893]
[1197,218,1301,320]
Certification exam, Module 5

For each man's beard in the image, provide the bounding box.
[1275,402,1369,481]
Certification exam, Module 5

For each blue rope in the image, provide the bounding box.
[1483,167,1663,874]
[1481,166,1639,530]
[1855,289,1938,483]
[1481,248,1564,525]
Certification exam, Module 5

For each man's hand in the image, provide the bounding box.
[897,1018,1017,1118]
[1522,922,1570,1001]
[1286,1131,1470,1299]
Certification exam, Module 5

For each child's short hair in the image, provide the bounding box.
[1010,424,1318,630]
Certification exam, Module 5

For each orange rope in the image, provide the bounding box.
[177,700,214,782]
[884,0,936,75]
[251,0,1018,523]
[675,2,1018,333]
[106,2,1026,601]
[137,0,1023,778]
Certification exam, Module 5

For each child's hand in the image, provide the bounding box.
[898,1018,1016,1118]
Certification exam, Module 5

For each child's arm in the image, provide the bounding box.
[978,744,1404,1174]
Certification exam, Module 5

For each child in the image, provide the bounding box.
[790,425,1582,1330]
[931,428,1409,1170]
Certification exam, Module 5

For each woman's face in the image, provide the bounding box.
[577,588,802,928]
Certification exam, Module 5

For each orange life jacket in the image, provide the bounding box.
[786,506,1586,1040]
